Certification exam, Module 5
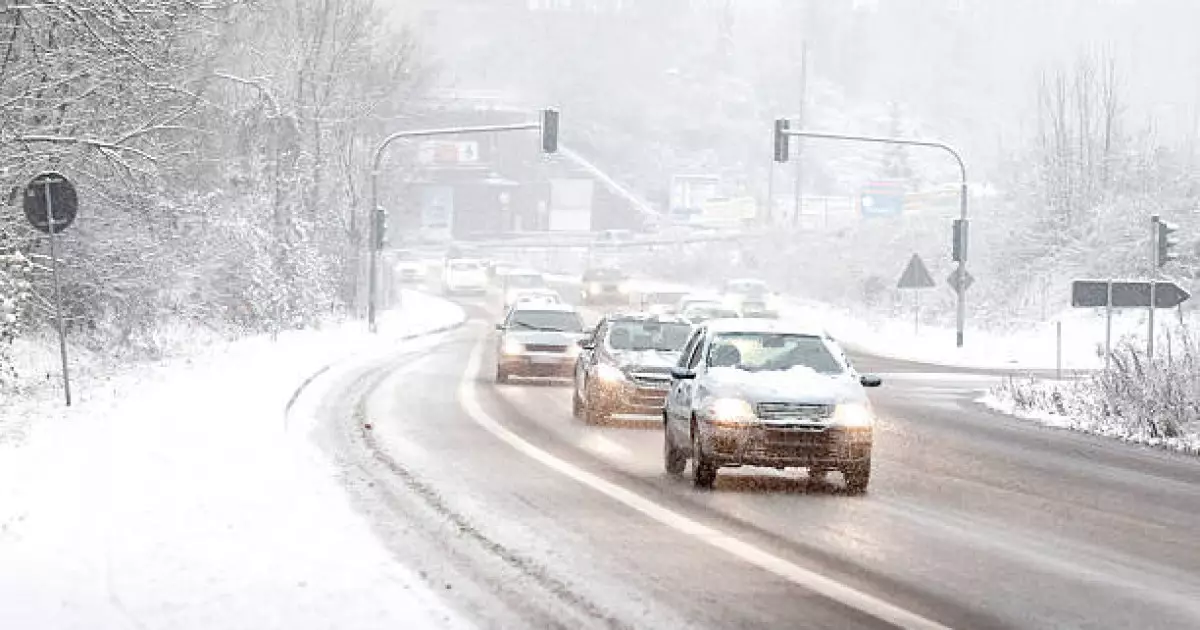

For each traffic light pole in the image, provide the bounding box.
[781,129,969,347]
[1149,215,1159,359]
[367,120,548,332]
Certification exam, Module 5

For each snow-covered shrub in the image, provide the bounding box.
[992,330,1200,452]
[0,251,33,388]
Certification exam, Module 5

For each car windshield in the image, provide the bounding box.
[727,281,767,297]
[606,321,692,352]
[707,332,845,375]
[584,268,625,281]
[507,310,583,332]
[685,306,739,319]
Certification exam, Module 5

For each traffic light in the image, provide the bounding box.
[773,118,790,163]
[372,206,387,251]
[952,218,969,262]
[540,108,559,154]
[1155,215,1179,268]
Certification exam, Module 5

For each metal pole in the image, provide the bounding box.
[1105,280,1113,371]
[43,182,71,406]
[766,159,775,225]
[1056,320,1062,380]
[1149,215,1158,360]
[914,289,919,335]
[782,129,969,347]
[792,40,808,228]
[366,120,543,332]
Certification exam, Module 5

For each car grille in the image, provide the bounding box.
[756,402,834,425]
[525,344,567,353]
[630,370,672,390]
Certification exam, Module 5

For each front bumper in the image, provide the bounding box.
[697,424,873,468]
[581,286,628,303]
[499,353,575,377]
[589,377,670,415]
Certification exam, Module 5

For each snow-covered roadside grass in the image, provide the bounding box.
[0,290,468,630]
[980,338,1200,456]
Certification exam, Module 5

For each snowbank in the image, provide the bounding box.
[0,290,466,630]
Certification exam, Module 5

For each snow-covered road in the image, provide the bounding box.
[0,291,466,630]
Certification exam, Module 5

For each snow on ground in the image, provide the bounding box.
[979,385,1200,456]
[0,290,467,630]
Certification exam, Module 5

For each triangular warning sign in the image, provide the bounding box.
[897,253,935,289]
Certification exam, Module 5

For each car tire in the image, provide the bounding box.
[496,366,510,384]
[663,421,686,476]
[691,426,717,489]
[572,388,584,419]
[843,461,871,494]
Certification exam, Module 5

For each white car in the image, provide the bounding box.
[502,269,549,307]
[443,258,488,295]
[393,251,426,283]
[508,288,562,308]
[495,303,587,382]
[663,318,881,491]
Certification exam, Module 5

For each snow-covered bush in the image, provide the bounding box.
[992,331,1200,453]
[0,251,33,388]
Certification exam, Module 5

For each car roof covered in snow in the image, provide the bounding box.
[604,310,691,325]
[508,301,578,314]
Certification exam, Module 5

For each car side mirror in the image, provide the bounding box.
[671,367,697,380]
[577,339,594,349]
[860,374,883,388]
[495,323,504,331]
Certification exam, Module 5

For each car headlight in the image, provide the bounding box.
[589,283,602,293]
[595,363,625,383]
[708,398,757,426]
[618,283,631,294]
[832,403,874,428]
[502,337,524,355]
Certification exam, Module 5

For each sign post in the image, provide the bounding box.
[1072,278,1191,368]
[897,253,936,334]
[23,172,78,406]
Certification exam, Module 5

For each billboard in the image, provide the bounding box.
[418,185,454,241]
[548,179,594,231]
[698,196,758,226]
[669,174,721,222]
[859,180,906,218]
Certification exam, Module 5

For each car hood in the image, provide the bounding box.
[506,330,584,345]
[703,367,866,406]
[611,349,680,372]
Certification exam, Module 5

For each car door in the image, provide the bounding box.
[575,319,606,399]
[666,328,706,443]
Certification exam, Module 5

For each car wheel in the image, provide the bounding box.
[843,461,871,495]
[496,365,509,384]
[691,425,717,489]
[571,387,584,419]
[663,421,686,476]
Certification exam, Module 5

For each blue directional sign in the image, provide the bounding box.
[860,180,905,218]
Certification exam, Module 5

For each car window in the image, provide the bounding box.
[708,332,846,374]
[676,330,700,367]
[605,320,691,351]
[506,309,583,332]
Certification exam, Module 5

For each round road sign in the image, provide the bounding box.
[23,172,78,234]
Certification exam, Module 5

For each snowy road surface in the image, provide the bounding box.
[0,292,467,630]
[306,294,1200,629]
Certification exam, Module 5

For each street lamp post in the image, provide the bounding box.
[367,116,555,332]
[779,129,970,347]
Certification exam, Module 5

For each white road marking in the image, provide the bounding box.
[580,433,635,463]
[457,340,950,630]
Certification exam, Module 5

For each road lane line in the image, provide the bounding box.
[457,339,950,630]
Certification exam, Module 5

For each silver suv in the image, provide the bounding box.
[663,318,882,492]
[495,303,586,383]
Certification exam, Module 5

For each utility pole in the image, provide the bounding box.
[792,40,808,228]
